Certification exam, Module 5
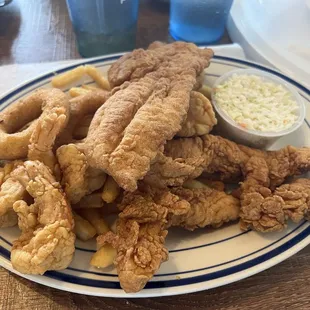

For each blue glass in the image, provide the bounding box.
[66,0,140,57]
[170,0,233,44]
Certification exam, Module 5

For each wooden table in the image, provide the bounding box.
[1,1,310,309]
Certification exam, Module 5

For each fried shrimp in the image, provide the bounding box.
[9,160,75,274]
[0,89,69,160]
[56,144,106,204]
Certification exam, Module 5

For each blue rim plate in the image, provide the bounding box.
[0,53,309,298]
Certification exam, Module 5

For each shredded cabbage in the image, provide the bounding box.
[214,74,298,132]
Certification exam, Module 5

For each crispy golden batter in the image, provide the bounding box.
[28,105,69,173]
[56,90,109,146]
[97,185,239,292]
[0,161,76,274]
[177,91,217,137]
[56,144,106,204]
[240,156,310,232]
[99,219,168,293]
[0,161,24,227]
[0,209,18,228]
[0,89,68,160]
[0,177,26,218]
[83,42,213,192]
[170,187,240,230]
[275,179,310,222]
[97,189,185,293]
[144,152,204,188]
[151,135,310,187]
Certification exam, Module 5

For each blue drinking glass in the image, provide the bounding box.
[66,0,140,57]
[170,0,234,44]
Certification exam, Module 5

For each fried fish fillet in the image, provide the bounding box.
[83,42,213,192]
[97,185,239,293]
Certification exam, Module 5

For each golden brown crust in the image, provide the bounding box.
[83,42,213,192]
[1,160,76,274]
[240,156,310,232]
[0,89,68,160]
[56,144,106,204]
[152,135,310,188]
[177,92,217,137]
[98,185,239,292]
[28,105,69,173]
[56,90,109,147]
[170,187,240,230]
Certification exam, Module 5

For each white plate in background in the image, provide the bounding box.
[228,0,310,88]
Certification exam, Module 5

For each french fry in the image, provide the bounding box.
[51,65,85,88]
[73,212,96,241]
[73,193,104,209]
[198,85,212,100]
[84,65,110,90]
[69,87,90,98]
[101,176,121,203]
[78,208,110,235]
[82,84,99,91]
[90,244,116,268]
[110,219,117,233]
[183,179,208,189]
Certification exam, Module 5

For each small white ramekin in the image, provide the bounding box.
[211,68,305,148]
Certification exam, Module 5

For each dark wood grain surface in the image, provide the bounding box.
[1,1,310,309]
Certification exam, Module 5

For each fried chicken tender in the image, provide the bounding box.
[83,42,213,192]
[149,135,310,188]
[56,144,106,204]
[177,91,217,137]
[0,160,75,274]
[145,152,205,188]
[97,185,239,293]
[240,156,310,232]
[154,135,310,232]
[97,189,185,293]
[100,219,169,293]
[275,179,310,222]
[169,187,240,229]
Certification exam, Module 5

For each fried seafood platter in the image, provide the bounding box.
[0,42,310,296]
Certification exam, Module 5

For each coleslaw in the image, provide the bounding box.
[213,74,298,132]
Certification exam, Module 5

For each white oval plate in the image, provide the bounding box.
[0,54,310,298]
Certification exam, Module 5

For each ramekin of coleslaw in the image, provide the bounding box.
[211,69,305,148]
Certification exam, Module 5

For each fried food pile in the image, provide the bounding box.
[0,41,309,293]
